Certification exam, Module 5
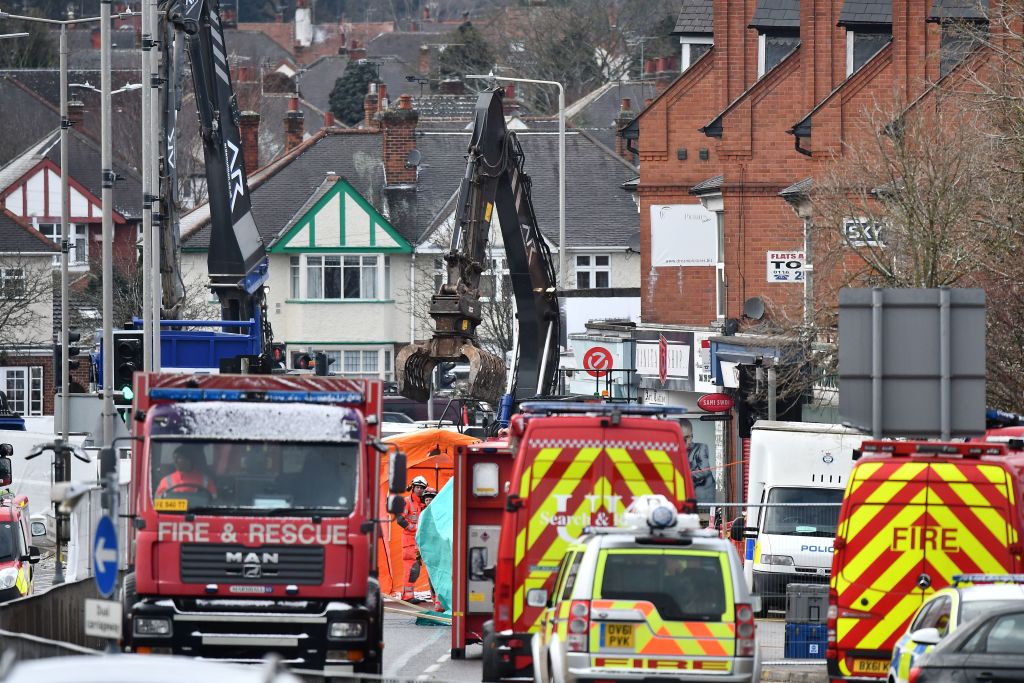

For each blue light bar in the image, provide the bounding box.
[519,402,692,416]
[149,388,365,404]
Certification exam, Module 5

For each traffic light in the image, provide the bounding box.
[112,330,144,404]
[292,352,313,370]
[437,361,457,389]
[52,331,82,394]
[270,343,287,369]
[314,351,334,376]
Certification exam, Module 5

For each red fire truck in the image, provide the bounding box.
[122,372,405,675]
[451,403,696,680]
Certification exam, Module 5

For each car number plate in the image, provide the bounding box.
[602,623,635,649]
[852,659,888,674]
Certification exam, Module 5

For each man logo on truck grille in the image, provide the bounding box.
[226,552,280,564]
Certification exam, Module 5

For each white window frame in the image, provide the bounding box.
[680,35,713,71]
[574,254,611,290]
[846,29,892,77]
[36,222,88,267]
[757,32,801,78]
[291,253,391,301]
[0,267,26,299]
[312,347,393,381]
[1,366,43,417]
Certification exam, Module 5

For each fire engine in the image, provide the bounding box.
[452,402,696,680]
[122,372,405,674]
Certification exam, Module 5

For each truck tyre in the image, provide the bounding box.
[481,627,500,682]
[121,572,137,650]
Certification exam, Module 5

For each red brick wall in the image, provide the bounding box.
[381,95,419,185]
[636,0,942,326]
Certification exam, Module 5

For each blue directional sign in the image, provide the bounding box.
[93,515,118,598]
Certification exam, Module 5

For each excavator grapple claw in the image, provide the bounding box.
[396,341,506,405]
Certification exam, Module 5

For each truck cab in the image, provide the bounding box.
[0,493,41,601]
[124,372,396,675]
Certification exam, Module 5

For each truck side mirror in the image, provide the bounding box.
[387,494,406,516]
[526,589,548,608]
[505,493,524,513]
[0,451,12,487]
[25,546,41,565]
[729,517,746,542]
[389,451,407,494]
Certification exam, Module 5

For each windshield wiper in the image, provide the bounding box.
[259,507,350,517]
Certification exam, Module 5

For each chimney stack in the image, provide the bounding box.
[381,93,419,185]
[239,111,260,171]
[438,79,464,95]
[363,82,379,129]
[377,83,388,111]
[614,98,635,162]
[67,100,85,127]
[419,44,431,75]
[284,96,304,151]
[324,111,335,128]
[656,55,679,94]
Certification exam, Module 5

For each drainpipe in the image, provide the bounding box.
[409,252,416,344]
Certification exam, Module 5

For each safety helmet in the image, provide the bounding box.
[410,476,428,488]
[422,487,438,501]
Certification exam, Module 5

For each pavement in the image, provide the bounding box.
[762,663,828,682]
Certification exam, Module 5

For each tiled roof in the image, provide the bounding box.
[673,0,713,35]
[38,128,143,219]
[415,94,479,120]
[690,175,724,194]
[0,210,59,252]
[0,69,140,107]
[367,31,431,68]
[297,55,349,112]
[779,177,813,197]
[928,0,989,21]
[182,125,639,251]
[749,0,801,29]
[0,76,59,167]
[224,29,294,67]
[838,1,893,26]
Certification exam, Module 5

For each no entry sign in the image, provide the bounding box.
[582,346,614,377]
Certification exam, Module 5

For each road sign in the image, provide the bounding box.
[93,515,118,598]
[84,598,122,639]
[582,346,613,378]
[658,335,668,386]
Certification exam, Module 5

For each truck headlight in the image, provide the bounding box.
[133,617,172,637]
[0,568,18,589]
[328,621,366,639]
[761,554,794,566]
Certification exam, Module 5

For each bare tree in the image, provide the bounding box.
[0,255,55,349]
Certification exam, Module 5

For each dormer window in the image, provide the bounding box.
[928,1,989,77]
[758,31,801,77]
[680,35,713,70]
[749,0,801,78]
[845,28,891,76]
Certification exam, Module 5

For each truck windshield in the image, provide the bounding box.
[150,440,358,514]
[762,487,842,537]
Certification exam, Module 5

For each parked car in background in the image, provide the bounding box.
[888,575,1024,683]
[906,605,1024,683]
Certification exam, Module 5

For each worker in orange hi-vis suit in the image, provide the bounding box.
[396,475,428,601]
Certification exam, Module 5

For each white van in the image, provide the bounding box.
[743,420,863,613]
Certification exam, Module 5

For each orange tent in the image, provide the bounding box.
[377,428,479,596]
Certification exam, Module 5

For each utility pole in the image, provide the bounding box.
[101,0,114,449]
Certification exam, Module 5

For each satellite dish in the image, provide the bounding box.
[743,296,766,321]
[626,231,641,253]
[405,148,422,168]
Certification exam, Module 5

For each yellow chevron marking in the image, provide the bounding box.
[644,449,678,493]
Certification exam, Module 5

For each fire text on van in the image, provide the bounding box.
[890,526,959,552]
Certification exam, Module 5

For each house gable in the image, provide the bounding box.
[1,158,126,224]
[268,176,412,254]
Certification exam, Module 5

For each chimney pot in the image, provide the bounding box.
[324,111,335,127]
[239,111,261,171]
[621,97,631,112]
[505,84,515,99]
[378,83,388,110]
[399,93,412,110]
[289,95,299,112]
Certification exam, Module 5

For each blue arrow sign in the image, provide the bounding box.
[93,515,118,598]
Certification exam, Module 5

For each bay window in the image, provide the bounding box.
[293,254,391,301]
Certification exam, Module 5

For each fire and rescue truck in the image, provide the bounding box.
[827,439,1024,682]
[122,372,406,674]
[451,402,697,680]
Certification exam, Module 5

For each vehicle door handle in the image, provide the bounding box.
[975,672,995,681]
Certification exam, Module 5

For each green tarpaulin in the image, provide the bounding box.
[415,477,454,612]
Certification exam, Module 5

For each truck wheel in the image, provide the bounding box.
[481,629,500,682]
[354,655,382,675]
[121,573,137,650]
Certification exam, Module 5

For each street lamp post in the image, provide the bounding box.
[466,74,567,288]
[0,8,127,585]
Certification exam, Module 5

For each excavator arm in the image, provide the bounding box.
[397,89,560,405]
[157,0,271,348]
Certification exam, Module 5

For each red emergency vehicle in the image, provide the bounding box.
[123,372,405,675]
[451,403,697,680]
[0,494,39,601]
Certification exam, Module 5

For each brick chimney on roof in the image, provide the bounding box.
[363,82,379,129]
[419,44,430,75]
[381,93,419,185]
[67,100,85,127]
[239,111,260,172]
[614,98,635,163]
[656,55,678,94]
[284,96,304,151]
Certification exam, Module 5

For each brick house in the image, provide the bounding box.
[587,0,983,502]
